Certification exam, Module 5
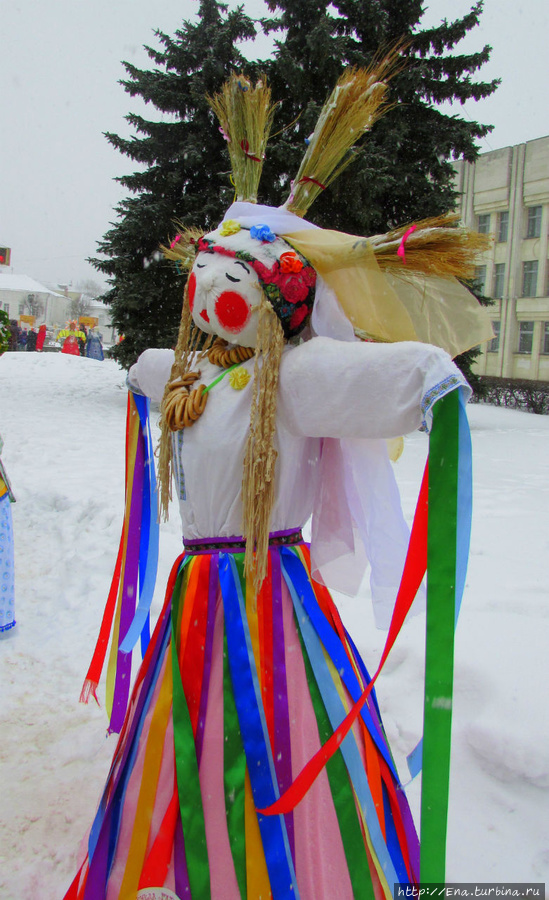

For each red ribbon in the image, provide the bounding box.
[397,225,417,265]
[240,139,263,162]
[259,460,429,816]
[79,393,134,705]
[298,175,327,191]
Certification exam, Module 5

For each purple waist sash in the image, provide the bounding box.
[183,528,304,555]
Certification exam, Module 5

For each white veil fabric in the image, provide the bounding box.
[219,202,415,628]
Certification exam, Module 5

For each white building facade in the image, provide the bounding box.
[453,135,549,382]
[0,273,68,325]
[0,273,115,343]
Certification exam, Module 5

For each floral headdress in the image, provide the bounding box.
[195,234,317,339]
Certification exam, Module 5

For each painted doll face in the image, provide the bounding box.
[188,252,264,347]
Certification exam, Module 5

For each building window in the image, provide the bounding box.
[493,263,505,299]
[497,211,509,243]
[522,260,538,297]
[526,206,542,239]
[542,323,549,356]
[488,321,500,352]
[477,213,490,234]
[2,303,9,313]
[518,321,534,354]
[475,265,487,294]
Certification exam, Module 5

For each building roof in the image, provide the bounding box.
[0,273,64,297]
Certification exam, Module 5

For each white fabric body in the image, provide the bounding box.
[129,336,469,627]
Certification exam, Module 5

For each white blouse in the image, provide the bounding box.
[129,336,467,545]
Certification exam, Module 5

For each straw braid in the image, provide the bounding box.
[157,283,215,519]
[242,301,285,591]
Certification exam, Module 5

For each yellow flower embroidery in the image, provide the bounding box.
[229,367,251,390]
[219,220,241,237]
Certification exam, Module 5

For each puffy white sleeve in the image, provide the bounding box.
[127,348,175,404]
[277,336,470,439]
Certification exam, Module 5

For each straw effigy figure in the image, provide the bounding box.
[66,58,492,900]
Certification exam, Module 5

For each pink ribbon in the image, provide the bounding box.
[397,224,417,264]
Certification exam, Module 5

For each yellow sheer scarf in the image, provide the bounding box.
[286,228,494,357]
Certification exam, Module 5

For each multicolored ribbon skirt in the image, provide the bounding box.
[65,537,419,900]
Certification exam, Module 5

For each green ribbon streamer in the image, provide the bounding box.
[420,390,459,881]
[171,568,212,899]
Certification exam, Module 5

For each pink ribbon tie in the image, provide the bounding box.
[397,224,417,264]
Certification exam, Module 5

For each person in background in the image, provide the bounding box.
[8,320,19,352]
[26,329,38,352]
[0,434,16,636]
[85,329,104,361]
[18,329,27,351]
[78,324,88,356]
[57,321,86,356]
[36,323,47,352]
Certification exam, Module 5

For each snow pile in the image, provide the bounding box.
[0,352,548,897]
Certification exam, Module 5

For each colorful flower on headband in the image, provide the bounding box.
[280,251,303,274]
[170,235,181,249]
[219,220,241,237]
[250,224,276,244]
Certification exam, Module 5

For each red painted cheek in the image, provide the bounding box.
[187,272,196,312]
[215,291,251,334]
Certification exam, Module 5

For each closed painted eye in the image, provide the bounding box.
[234,261,250,273]
[226,273,240,283]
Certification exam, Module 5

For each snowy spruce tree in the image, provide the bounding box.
[94,0,497,371]
[91,0,256,368]
[258,0,498,386]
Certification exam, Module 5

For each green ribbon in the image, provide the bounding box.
[203,362,241,393]
[420,390,459,881]
[171,567,211,899]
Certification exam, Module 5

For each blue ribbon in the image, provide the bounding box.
[280,549,403,888]
[219,553,300,900]
[280,546,398,780]
[120,394,159,654]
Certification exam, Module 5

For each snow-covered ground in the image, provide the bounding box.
[0,351,548,898]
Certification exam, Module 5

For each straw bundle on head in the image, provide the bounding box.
[368,213,492,280]
[162,225,204,271]
[284,48,403,217]
[207,73,277,203]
